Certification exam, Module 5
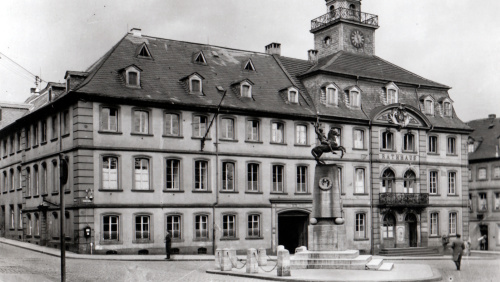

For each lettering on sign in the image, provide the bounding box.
[379,153,418,162]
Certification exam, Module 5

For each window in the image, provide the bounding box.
[164,113,180,136]
[428,136,438,153]
[467,143,474,153]
[244,60,255,71]
[102,156,119,190]
[443,102,452,117]
[272,165,284,193]
[1,171,5,193]
[429,171,438,194]
[469,193,473,211]
[103,215,119,241]
[134,158,150,190]
[447,137,456,155]
[222,214,236,238]
[403,170,416,193]
[33,124,39,146]
[165,159,180,190]
[16,132,21,151]
[34,213,40,236]
[246,120,259,141]
[222,162,235,192]
[337,167,343,194]
[247,163,259,192]
[194,52,206,64]
[51,116,58,139]
[194,160,208,191]
[26,167,31,197]
[50,212,59,238]
[494,193,500,211]
[403,132,415,152]
[353,129,364,149]
[9,135,14,154]
[65,212,71,239]
[135,215,150,240]
[387,89,397,104]
[25,127,31,149]
[62,110,70,135]
[326,86,338,106]
[247,214,260,237]
[100,107,118,132]
[381,131,394,150]
[33,165,39,196]
[355,213,366,239]
[295,124,307,145]
[478,193,487,212]
[166,215,181,239]
[381,169,395,193]
[27,214,32,236]
[430,212,439,236]
[324,36,332,46]
[271,122,284,143]
[10,205,15,229]
[133,110,149,134]
[9,169,14,191]
[41,163,47,195]
[493,167,500,179]
[52,161,58,193]
[241,82,252,98]
[448,172,456,195]
[424,99,434,115]
[125,66,140,86]
[193,115,208,138]
[296,166,308,193]
[382,214,395,238]
[41,120,47,143]
[189,76,202,93]
[220,118,234,139]
[288,88,298,103]
[195,215,208,239]
[138,44,151,58]
[355,168,365,194]
[478,168,487,180]
[348,90,360,107]
[468,168,472,182]
[17,204,22,229]
[449,212,457,235]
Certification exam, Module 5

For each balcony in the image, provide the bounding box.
[379,192,429,208]
[311,8,379,32]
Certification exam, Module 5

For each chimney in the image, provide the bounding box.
[130,28,142,37]
[30,88,39,95]
[265,43,281,56]
[308,49,318,64]
[488,114,496,119]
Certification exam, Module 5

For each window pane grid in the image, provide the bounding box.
[103,215,119,241]
[135,215,150,239]
[247,164,259,191]
[272,165,284,192]
[448,172,456,194]
[429,171,438,194]
[222,162,235,191]
[166,159,180,190]
[102,157,118,189]
[247,215,260,237]
[449,213,457,235]
[246,120,259,141]
[165,114,180,136]
[134,158,149,190]
[296,166,307,193]
[195,215,208,238]
[296,125,307,145]
[167,215,181,239]
[272,123,284,143]
[223,215,236,238]
[194,161,208,190]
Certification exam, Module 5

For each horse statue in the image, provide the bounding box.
[311,122,346,164]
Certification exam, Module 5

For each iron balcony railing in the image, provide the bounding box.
[311,8,379,32]
[379,192,429,207]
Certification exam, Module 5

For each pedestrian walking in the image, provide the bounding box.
[479,235,487,250]
[165,231,172,259]
[450,234,465,271]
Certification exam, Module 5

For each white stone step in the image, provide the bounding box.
[293,250,360,259]
[365,258,384,270]
[378,262,394,271]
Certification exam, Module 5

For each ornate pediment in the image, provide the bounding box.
[373,104,430,130]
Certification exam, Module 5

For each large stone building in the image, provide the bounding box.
[467,114,500,251]
[0,0,471,255]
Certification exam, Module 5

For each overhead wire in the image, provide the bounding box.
[0,51,46,84]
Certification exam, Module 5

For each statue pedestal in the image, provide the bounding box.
[308,222,346,251]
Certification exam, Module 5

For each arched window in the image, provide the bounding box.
[324,36,332,46]
[404,170,416,193]
[382,213,395,239]
[381,169,395,193]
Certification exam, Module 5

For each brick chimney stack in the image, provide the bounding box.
[265,43,281,56]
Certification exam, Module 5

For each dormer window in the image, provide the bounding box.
[345,86,361,107]
[385,82,399,104]
[124,66,141,88]
[325,84,339,106]
[189,75,203,93]
[244,60,256,71]
[444,102,452,117]
[194,51,207,64]
[137,44,152,58]
[288,87,299,103]
[423,97,434,115]
[241,83,251,98]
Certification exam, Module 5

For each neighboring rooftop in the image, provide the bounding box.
[467,114,500,161]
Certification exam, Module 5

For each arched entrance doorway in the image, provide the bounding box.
[405,213,418,247]
[278,210,309,253]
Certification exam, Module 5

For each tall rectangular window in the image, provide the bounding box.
[494,193,500,211]
[296,166,307,193]
[135,215,150,240]
[430,213,438,236]
[41,164,47,195]
[247,214,260,237]
[103,215,119,241]
[478,193,487,212]
[246,120,259,141]
[25,127,31,149]
[51,116,58,139]
[102,157,118,190]
[41,120,47,143]
[33,166,39,196]
[164,113,180,136]
[296,125,307,145]
[429,171,438,194]
[387,89,397,104]
[62,110,70,135]
[326,87,337,105]
[9,169,14,191]
[271,122,284,143]
[33,124,39,146]
[353,129,364,149]
[17,204,22,229]
[194,160,208,191]
[165,159,180,190]
[166,215,181,239]
[26,168,31,197]
[195,215,208,239]
[338,167,343,194]
[16,132,21,151]
[382,131,393,150]
[447,137,456,154]
[247,163,259,192]
[428,136,437,153]
[134,158,150,190]
[27,215,32,236]
[193,115,208,138]
[222,162,235,191]
[449,212,457,235]
[10,205,15,229]
[220,118,234,139]
[34,214,40,236]
[133,110,149,134]
[52,161,58,193]
[448,172,456,195]
[222,214,236,238]
[403,133,415,152]
[9,135,14,154]
[272,165,284,193]
[101,107,118,132]
[478,168,487,180]
[355,213,366,239]
[355,168,365,194]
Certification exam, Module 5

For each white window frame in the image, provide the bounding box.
[381,169,395,193]
[193,115,208,138]
[403,170,416,193]
[194,160,209,191]
[133,109,150,134]
[478,167,487,180]
[355,213,366,239]
[164,112,180,136]
[430,212,439,236]
[448,171,456,195]
[103,214,120,241]
[102,156,119,190]
[353,129,364,149]
[325,84,338,106]
[165,159,181,190]
[429,171,438,194]
[385,82,399,104]
[222,214,236,238]
[382,213,395,239]
[295,124,307,145]
[241,82,252,98]
[220,117,235,140]
[296,165,308,193]
[134,157,150,190]
[100,106,119,132]
[166,214,182,240]
[272,165,285,193]
[271,122,285,143]
[195,214,209,239]
[246,120,260,142]
[189,74,203,93]
[381,131,394,150]
[447,137,456,155]
[222,162,235,192]
[424,98,434,115]
[125,67,140,87]
[247,214,260,238]
[288,87,299,103]
[354,168,365,194]
[247,163,259,192]
[448,212,457,235]
[135,215,151,240]
[443,101,452,117]
[349,90,361,107]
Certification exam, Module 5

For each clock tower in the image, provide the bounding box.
[311,0,379,58]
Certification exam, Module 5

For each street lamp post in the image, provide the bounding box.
[59,154,69,282]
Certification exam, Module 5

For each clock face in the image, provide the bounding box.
[350,30,365,48]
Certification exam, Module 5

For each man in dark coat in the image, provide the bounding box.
[165,231,172,259]
[450,234,465,270]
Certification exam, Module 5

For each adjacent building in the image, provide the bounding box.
[467,114,500,251]
[0,0,471,255]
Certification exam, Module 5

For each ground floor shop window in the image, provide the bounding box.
[166,215,181,239]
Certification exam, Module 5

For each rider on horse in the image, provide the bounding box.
[312,122,344,164]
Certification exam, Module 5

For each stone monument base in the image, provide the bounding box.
[308,222,346,252]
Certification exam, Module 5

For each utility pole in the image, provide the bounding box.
[59,154,69,282]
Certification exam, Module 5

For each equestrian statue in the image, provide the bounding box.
[311,122,345,164]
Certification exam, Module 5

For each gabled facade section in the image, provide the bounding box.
[180,72,205,94]
[232,79,254,98]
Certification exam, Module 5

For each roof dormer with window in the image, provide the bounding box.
[344,85,362,108]
[232,79,254,99]
[193,51,207,65]
[438,97,454,118]
[180,72,205,95]
[136,43,153,60]
[321,82,339,106]
[243,59,256,71]
[287,87,299,104]
[384,82,399,105]
[420,95,435,116]
[123,65,142,88]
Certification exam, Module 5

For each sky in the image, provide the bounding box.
[0,0,499,122]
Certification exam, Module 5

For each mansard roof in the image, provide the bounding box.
[467,117,500,161]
